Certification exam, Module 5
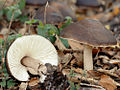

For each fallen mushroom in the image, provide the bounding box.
[61,19,117,71]
[7,35,58,82]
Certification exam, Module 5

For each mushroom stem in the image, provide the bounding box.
[21,56,41,74]
[84,45,93,70]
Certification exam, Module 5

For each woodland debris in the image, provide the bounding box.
[97,68,119,78]
[19,82,28,90]
[98,75,117,90]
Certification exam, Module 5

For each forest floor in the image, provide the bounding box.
[0,0,120,90]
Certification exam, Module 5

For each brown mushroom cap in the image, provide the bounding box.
[51,2,76,21]
[61,19,117,47]
[76,0,100,7]
[26,0,48,6]
[34,6,64,24]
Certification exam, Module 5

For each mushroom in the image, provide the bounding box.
[26,0,48,6]
[76,0,99,7]
[76,0,100,16]
[25,0,50,16]
[34,6,64,25]
[7,35,58,82]
[61,19,117,71]
[50,1,77,21]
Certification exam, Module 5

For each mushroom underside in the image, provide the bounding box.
[7,35,58,81]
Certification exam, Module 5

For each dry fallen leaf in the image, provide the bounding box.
[28,77,40,87]
[0,34,3,39]
[58,50,72,64]
[0,28,9,35]
[19,82,28,90]
[55,35,66,50]
[112,6,120,16]
[72,67,83,74]
[68,40,83,65]
[97,69,119,78]
[87,70,102,79]
[98,75,117,90]
[68,40,83,50]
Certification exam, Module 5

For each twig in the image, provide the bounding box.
[62,69,120,87]
[44,1,49,24]
[1,11,15,90]
[0,0,8,11]
[62,69,98,85]
[2,11,15,56]
[97,69,119,78]
[80,83,105,90]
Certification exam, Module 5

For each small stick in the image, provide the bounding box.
[97,69,119,78]
[44,1,49,24]
[1,11,15,90]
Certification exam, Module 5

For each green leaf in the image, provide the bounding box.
[68,81,77,90]
[49,36,56,43]
[44,24,59,36]
[25,19,38,26]
[0,79,6,87]
[60,38,69,48]
[59,16,72,31]
[14,9,22,19]
[19,16,28,22]
[0,38,3,45]
[18,0,25,10]
[65,16,72,24]
[6,10,13,21]
[39,20,44,27]
[6,4,22,21]
[0,9,4,20]
[7,79,15,88]
[37,26,47,38]
[7,4,19,10]
[6,9,22,21]
[7,34,22,42]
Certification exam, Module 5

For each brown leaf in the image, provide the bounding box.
[28,77,40,87]
[0,34,3,39]
[68,40,83,50]
[68,40,83,65]
[97,68,119,78]
[19,82,28,90]
[70,59,76,66]
[72,67,83,74]
[0,28,9,35]
[55,35,66,50]
[98,75,117,90]
[88,70,102,79]
[112,6,120,16]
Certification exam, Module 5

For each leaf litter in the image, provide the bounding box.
[1,0,120,90]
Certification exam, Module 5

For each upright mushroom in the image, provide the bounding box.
[34,6,63,25]
[25,0,50,16]
[76,0,100,16]
[26,0,48,6]
[50,1,77,21]
[61,19,117,71]
[7,35,58,82]
[76,0,99,7]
